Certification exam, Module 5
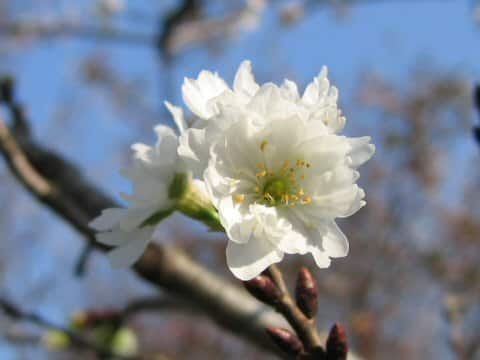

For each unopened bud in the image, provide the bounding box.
[266,327,304,356]
[326,323,348,360]
[244,275,281,305]
[42,330,70,350]
[0,76,14,103]
[295,266,319,319]
[297,346,326,360]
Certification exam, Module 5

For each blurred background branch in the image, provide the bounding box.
[0,1,479,359]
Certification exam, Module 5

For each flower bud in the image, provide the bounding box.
[297,346,326,360]
[326,323,348,360]
[111,327,138,357]
[295,266,319,319]
[42,330,70,350]
[266,327,304,356]
[244,275,281,305]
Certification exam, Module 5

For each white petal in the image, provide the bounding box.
[130,143,152,163]
[281,79,300,101]
[164,101,187,134]
[310,248,332,268]
[182,71,229,119]
[226,239,283,280]
[302,66,329,105]
[107,228,153,268]
[233,60,259,98]
[322,221,349,258]
[90,206,157,233]
[305,221,348,269]
[117,206,158,231]
[96,230,132,247]
[89,208,125,231]
[347,136,375,168]
[305,228,332,268]
[153,125,179,160]
[178,127,208,178]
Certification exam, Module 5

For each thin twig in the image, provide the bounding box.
[0,21,154,45]
[0,298,132,359]
[267,265,323,352]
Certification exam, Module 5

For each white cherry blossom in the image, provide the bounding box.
[90,106,187,267]
[178,61,345,179]
[201,77,374,280]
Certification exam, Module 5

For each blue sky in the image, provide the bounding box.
[0,1,479,358]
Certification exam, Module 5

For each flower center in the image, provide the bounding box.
[263,178,290,203]
[233,140,314,207]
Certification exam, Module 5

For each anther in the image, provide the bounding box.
[260,140,268,152]
[234,194,245,204]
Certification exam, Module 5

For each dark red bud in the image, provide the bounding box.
[244,275,281,305]
[297,346,326,360]
[326,323,348,360]
[295,266,319,319]
[266,327,304,356]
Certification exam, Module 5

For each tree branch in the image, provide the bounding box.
[0,116,290,356]
[0,21,154,45]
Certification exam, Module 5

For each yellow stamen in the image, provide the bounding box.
[257,170,267,178]
[260,140,268,152]
[303,197,312,204]
[298,188,305,196]
[234,194,245,203]
[264,193,274,202]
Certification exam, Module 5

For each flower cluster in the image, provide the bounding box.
[90,61,375,280]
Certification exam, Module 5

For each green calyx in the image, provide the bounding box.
[173,174,223,232]
[140,173,223,232]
